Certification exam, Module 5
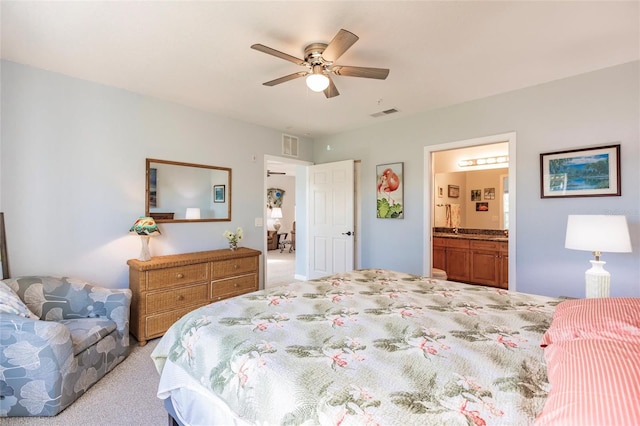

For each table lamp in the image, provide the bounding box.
[564,215,632,298]
[185,208,201,220]
[271,207,283,232]
[129,216,161,261]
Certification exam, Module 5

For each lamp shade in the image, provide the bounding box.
[270,207,283,219]
[129,217,161,236]
[185,208,201,220]
[565,215,631,254]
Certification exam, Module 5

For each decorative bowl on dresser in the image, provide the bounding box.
[127,247,261,345]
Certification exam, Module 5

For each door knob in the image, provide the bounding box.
[342,231,353,236]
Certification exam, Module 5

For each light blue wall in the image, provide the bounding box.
[313,62,640,298]
[0,60,313,288]
[2,60,638,296]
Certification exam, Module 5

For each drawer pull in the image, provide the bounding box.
[234,283,239,288]
[176,273,184,279]
[177,295,184,301]
[234,264,240,270]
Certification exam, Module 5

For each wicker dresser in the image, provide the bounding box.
[127,247,261,345]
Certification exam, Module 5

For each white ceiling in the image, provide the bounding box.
[2,1,638,138]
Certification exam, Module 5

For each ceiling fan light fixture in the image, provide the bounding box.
[306,65,330,92]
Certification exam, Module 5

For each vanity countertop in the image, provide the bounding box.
[433,232,508,243]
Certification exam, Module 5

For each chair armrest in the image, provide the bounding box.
[0,315,75,415]
[0,315,74,377]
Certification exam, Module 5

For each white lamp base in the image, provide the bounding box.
[138,236,152,261]
[585,260,610,298]
[273,220,281,232]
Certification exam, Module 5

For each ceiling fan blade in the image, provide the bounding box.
[321,29,359,62]
[324,76,340,98]
[263,72,308,87]
[251,44,306,66]
[331,65,389,80]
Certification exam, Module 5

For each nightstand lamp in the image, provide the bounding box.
[185,208,201,220]
[129,216,161,261]
[565,215,632,298]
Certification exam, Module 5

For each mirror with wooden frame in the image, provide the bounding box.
[0,212,9,279]
[146,159,232,223]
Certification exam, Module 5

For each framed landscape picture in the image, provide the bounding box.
[540,144,621,198]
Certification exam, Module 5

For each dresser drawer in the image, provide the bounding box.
[211,274,258,301]
[145,303,208,338]
[211,257,258,279]
[147,263,208,290]
[146,282,209,315]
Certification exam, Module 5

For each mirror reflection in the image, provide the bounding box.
[146,159,232,222]
[434,170,508,230]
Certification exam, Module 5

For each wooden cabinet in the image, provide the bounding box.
[434,236,508,289]
[499,243,509,289]
[469,240,508,289]
[128,247,261,345]
[433,237,470,282]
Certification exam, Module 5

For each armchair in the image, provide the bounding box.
[267,230,278,250]
[0,276,131,417]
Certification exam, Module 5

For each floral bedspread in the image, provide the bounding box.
[152,269,559,425]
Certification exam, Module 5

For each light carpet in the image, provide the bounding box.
[265,248,302,288]
[4,338,166,426]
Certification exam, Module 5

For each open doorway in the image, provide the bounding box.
[423,132,517,289]
[264,155,311,288]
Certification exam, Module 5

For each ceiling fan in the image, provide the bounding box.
[251,29,389,98]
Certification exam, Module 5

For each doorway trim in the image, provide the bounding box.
[423,132,517,290]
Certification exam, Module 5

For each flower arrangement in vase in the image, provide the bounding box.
[223,227,243,251]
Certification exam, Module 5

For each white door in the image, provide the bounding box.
[308,160,354,279]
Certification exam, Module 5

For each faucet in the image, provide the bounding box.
[452,227,458,235]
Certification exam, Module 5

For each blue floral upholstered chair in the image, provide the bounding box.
[0,276,131,416]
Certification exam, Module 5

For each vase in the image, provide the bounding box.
[229,242,238,251]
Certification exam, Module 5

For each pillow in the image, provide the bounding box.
[536,338,640,425]
[0,280,39,319]
[541,298,640,347]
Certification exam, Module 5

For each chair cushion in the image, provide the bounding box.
[59,318,117,355]
[0,280,39,319]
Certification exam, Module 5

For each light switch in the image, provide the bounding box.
[255,217,263,227]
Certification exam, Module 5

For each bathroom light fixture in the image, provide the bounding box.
[565,215,632,298]
[306,65,330,92]
[458,156,509,167]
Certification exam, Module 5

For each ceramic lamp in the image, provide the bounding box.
[565,215,632,298]
[271,207,283,232]
[129,216,161,261]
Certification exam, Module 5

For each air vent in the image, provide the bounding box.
[370,108,399,118]
[282,134,299,157]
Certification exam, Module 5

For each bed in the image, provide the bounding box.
[151,269,640,425]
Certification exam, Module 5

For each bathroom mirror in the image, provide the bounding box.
[146,158,232,223]
[434,170,508,230]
